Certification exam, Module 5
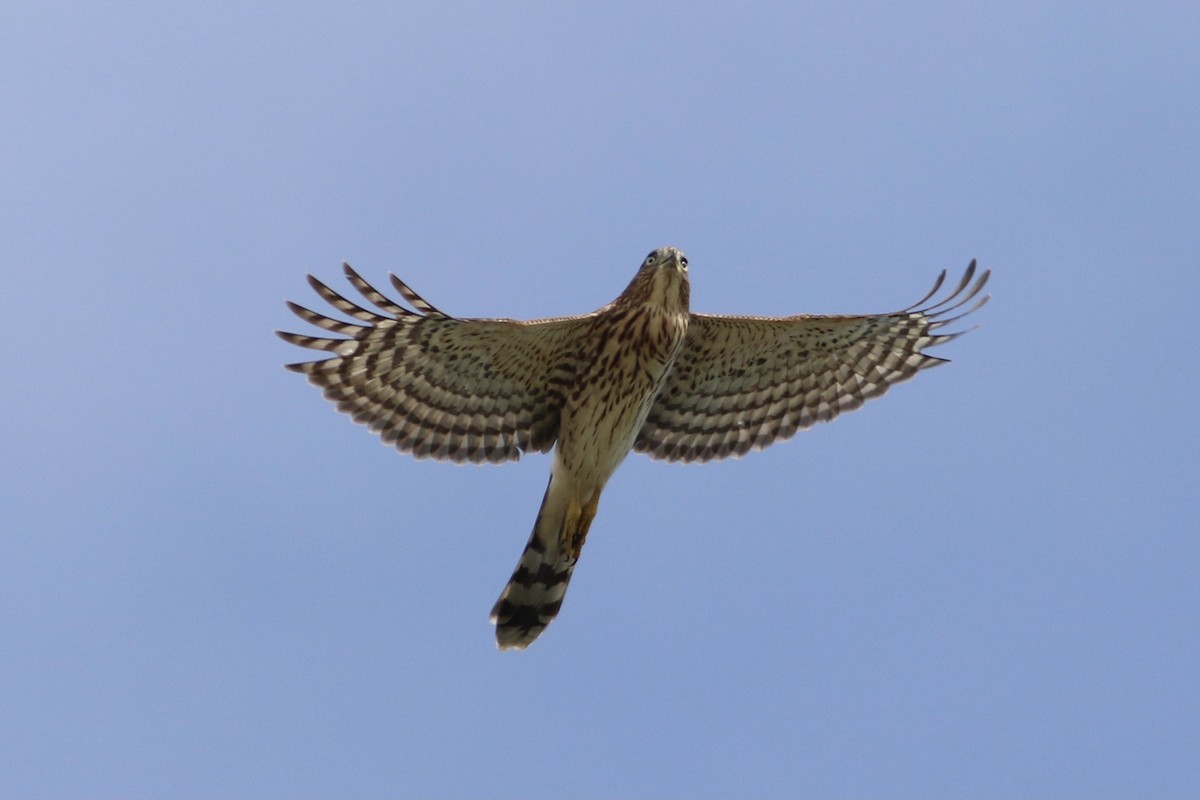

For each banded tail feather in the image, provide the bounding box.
[489,476,595,650]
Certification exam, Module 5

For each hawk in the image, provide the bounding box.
[278,247,989,649]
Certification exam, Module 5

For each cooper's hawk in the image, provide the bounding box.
[278,247,989,649]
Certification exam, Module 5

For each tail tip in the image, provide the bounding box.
[490,597,556,650]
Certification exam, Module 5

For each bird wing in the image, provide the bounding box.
[278,264,592,464]
[635,261,990,463]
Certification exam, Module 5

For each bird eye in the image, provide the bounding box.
[680,256,688,269]
[645,253,657,266]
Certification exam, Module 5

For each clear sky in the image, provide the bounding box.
[3,2,1198,797]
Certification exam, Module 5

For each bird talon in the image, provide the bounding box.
[559,494,601,560]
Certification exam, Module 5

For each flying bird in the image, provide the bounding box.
[278,247,990,649]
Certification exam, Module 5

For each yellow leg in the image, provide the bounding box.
[562,498,582,550]
[561,492,601,559]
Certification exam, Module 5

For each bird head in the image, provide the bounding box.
[622,246,690,314]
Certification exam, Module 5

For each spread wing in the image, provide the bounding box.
[277,264,592,464]
[635,261,990,463]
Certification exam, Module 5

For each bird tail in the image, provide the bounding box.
[489,476,597,650]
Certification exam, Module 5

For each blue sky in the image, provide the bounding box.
[3,2,1198,797]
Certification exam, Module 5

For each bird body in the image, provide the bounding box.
[490,248,690,647]
[279,247,989,649]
